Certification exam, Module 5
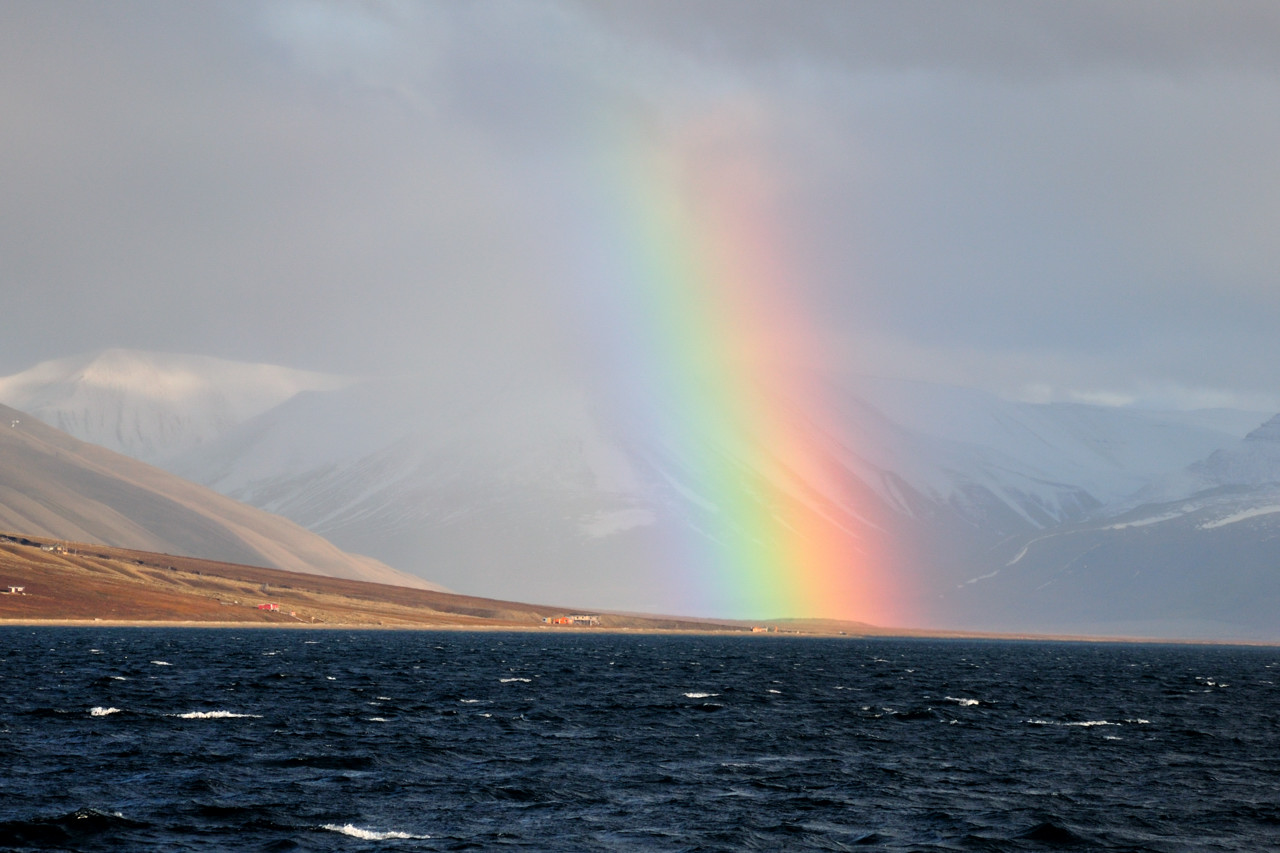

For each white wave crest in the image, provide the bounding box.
[173,710,263,719]
[321,823,430,840]
[946,696,980,706]
[150,660,172,666]
[89,706,120,717]
[684,692,719,698]
[499,677,532,683]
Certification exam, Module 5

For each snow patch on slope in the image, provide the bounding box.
[1103,513,1183,530]
[1199,505,1280,529]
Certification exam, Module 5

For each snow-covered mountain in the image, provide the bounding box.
[819,374,1260,533]
[0,349,350,462]
[950,415,1280,639]
[160,359,1260,624]
[2,349,1273,637]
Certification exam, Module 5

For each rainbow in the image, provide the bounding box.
[575,117,902,625]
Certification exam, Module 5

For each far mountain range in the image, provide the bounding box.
[1,349,1276,640]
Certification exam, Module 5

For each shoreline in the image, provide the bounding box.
[2,618,1275,647]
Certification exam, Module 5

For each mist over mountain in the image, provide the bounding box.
[0,393,436,591]
[1,349,1274,639]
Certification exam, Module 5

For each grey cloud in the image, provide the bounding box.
[2,1,1279,410]
[1,2,572,375]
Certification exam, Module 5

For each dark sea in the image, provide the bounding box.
[1,629,1277,852]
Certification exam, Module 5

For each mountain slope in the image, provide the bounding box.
[0,401,437,590]
[171,373,909,615]
[166,366,1260,623]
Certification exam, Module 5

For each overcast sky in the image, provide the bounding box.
[4,1,1280,410]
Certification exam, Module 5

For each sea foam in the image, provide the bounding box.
[321,823,430,840]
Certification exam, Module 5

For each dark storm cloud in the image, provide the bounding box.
[576,0,1280,76]
[2,1,1279,408]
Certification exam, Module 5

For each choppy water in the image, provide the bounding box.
[1,628,1277,851]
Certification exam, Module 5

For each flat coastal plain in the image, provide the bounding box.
[4,532,1253,644]
[0,533,823,634]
